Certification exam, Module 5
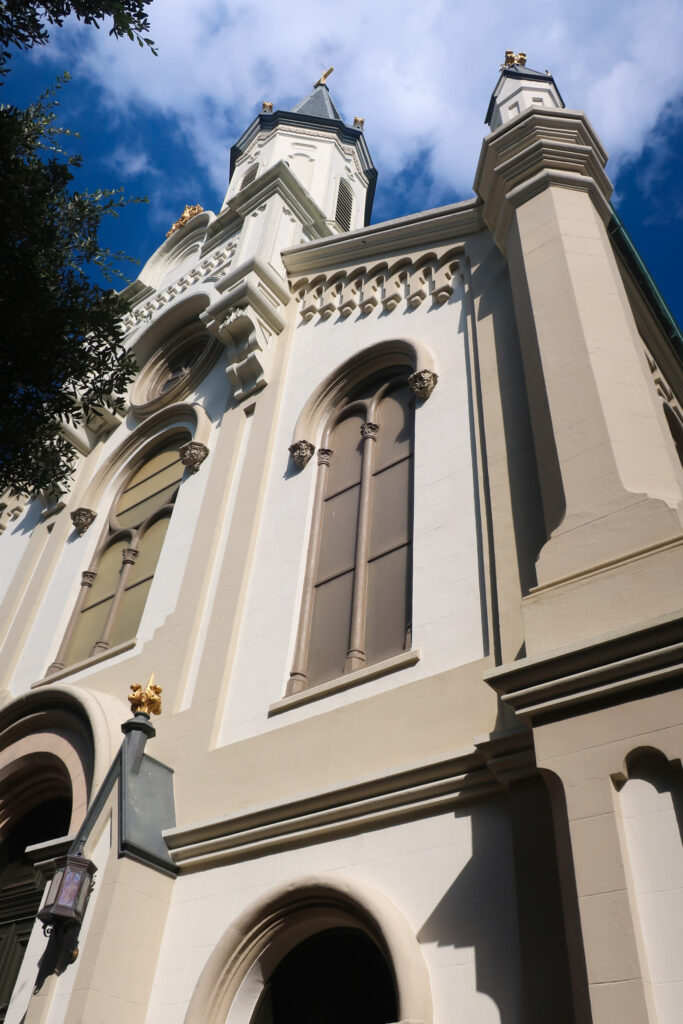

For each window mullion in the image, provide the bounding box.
[345,421,378,673]
[90,543,139,657]
[46,568,99,674]
[287,448,334,695]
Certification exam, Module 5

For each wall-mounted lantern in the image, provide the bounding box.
[37,843,96,936]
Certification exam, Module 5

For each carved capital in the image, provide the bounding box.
[70,507,97,536]
[122,548,139,566]
[81,570,97,587]
[180,441,209,473]
[289,440,316,469]
[361,422,379,440]
[408,369,439,400]
[128,673,163,716]
[317,448,334,466]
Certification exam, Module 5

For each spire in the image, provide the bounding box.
[291,83,343,122]
[291,68,343,122]
[485,51,564,129]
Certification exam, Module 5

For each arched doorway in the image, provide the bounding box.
[0,796,72,1021]
[251,927,397,1024]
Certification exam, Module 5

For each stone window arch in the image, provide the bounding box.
[49,431,191,674]
[184,874,432,1024]
[288,367,417,694]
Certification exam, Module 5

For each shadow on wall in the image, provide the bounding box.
[417,794,523,1023]
[469,246,556,598]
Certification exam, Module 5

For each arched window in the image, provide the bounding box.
[289,370,414,692]
[50,438,186,672]
[335,179,353,232]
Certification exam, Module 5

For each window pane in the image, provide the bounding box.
[316,485,360,583]
[65,596,114,666]
[116,446,184,528]
[369,458,412,560]
[375,387,413,472]
[128,517,170,586]
[326,413,364,496]
[365,545,411,667]
[83,541,127,607]
[307,569,354,685]
[108,577,152,648]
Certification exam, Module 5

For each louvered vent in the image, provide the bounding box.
[239,164,259,191]
[335,179,353,232]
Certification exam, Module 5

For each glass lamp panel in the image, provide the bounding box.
[107,576,153,648]
[307,569,354,686]
[56,867,83,908]
[84,540,127,607]
[65,595,114,665]
[45,868,64,907]
[365,545,411,667]
[375,387,413,472]
[75,874,92,916]
[369,458,412,560]
[128,516,170,586]
[316,484,360,583]
[116,446,184,527]
[325,413,364,497]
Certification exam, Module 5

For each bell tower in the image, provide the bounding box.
[223,69,377,234]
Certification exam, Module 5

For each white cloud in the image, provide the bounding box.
[41,0,683,210]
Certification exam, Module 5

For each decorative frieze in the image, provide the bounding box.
[179,441,210,473]
[408,369,439,400]
[293,249,460,323]
[70,508,97,536]
[288,440,316,469]
[120,241,238,333]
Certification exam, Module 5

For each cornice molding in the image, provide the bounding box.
[484,611,683,723]
[283,199,483,276]
[474,107,614,254]
[164,731,534,872]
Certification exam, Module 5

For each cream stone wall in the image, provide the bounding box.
[146,804,523,1024]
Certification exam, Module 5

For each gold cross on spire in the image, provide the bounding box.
[315,66,334,87]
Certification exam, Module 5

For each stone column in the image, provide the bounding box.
[475,108,683,654]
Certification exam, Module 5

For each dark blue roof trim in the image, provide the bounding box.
[230,109,378,226]
[608,208,683,362]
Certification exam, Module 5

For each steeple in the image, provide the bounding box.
[485,51,564,130]
[223,73,377,231]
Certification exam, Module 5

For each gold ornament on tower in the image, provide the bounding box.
[128,674,163,716]
[166,204,204,238]
[502,50,527,68]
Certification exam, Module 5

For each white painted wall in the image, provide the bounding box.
[145,803,522,1024]
[219,272,486,745]
[620,774,683,1024]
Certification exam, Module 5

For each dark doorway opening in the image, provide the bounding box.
[252,926,398,1024]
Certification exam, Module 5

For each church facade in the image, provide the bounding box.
[1,55,682,1024]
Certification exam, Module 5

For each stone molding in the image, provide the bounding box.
[0,489,27,534]
[121,240,238,334]
[288,440,315,469]
[293,249,460,323]
[474,107,613,253]
[201,256,290,402]
[70,508,97,536]
[484,611,683,723]
[179,440,210,473]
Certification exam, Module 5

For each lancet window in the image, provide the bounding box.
[288,370,414,693]
[49,438,186,672]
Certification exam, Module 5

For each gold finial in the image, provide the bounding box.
[353,116,365,130]
[128,673,163,716]
[262,101,273,113]
[314,66,334,87]
[502,50,527,68]
[166,204,204,238]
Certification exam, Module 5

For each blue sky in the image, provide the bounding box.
[4,0,683,326]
